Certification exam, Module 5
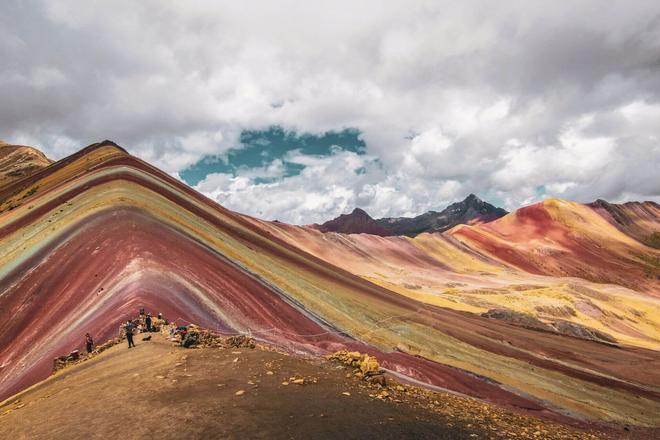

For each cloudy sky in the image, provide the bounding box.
[2,1,660,223]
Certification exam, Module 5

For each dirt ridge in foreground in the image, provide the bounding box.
[0,334,652,439]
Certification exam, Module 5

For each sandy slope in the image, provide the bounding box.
[0,141,52,190]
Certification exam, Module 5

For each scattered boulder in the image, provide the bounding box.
[328,350,386,386]
[377,390,390,400]
[224,335,256,349]
[367,374,387,387]
[196,330,222,347]
[360,354,380,376]
[52,355,70,372]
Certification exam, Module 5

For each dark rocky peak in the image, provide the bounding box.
[313,207,393,236]
[349,207,371,218]
[314,194,508,237]
[464,193,482,204]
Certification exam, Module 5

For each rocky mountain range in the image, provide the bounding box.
[313,193,508,236]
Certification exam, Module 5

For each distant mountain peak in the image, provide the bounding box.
[350,207,370,216]
[314,194,508,237]
[464,193,481,202]
[313,207,392,236]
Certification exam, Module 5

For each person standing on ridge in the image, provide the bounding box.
[125,320,136,348]
[85,333,94,353]
[145,313,153,332]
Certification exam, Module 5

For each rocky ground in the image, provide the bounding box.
[0,333,651,439]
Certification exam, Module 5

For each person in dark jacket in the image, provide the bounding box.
[85,333,94,353]
[145,314,153,332]
[125,320,136,348]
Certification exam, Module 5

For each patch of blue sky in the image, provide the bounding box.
[181,126,366,186]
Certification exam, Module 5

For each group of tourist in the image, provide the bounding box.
[83,309,168,352]
[121,309,167,348]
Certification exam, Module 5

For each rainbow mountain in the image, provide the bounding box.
[0,141,659,428]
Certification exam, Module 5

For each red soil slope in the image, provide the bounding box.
[590,199,660,248]
[449,199,660,294]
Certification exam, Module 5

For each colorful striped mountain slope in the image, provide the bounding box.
[1,141,659,430]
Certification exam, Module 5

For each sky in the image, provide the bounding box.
[1,1,659,224]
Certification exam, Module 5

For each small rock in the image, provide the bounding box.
[368,374,386,387]
[292,378,304,385]
[360,355,380,375]
[266,371,274,375]
[281,381,289,386]
[235,390,245,396]
[342,392,351,396]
